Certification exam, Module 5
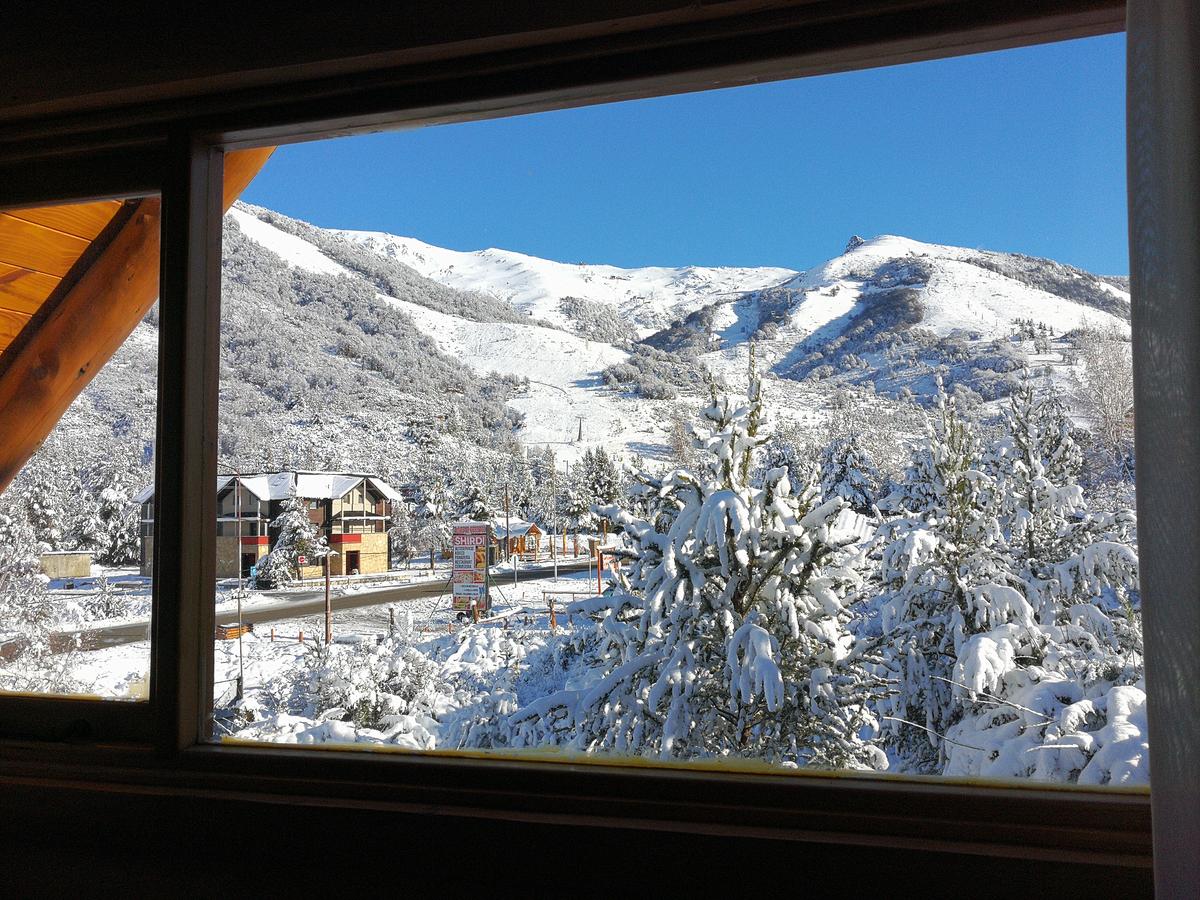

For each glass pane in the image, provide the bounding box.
[0,196,159,699]
[210,36,1144,786]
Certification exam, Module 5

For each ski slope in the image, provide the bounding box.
[379,296,664,463]
[334,228,796,336]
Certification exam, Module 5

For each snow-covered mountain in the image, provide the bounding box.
[42,202,1130,501]
[326,223,797,337]
[219,205,1130,462]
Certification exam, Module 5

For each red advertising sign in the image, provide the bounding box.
[451,522,491,612]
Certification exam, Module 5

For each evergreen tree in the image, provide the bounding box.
[95,472,140,565]
[561,483,590,532]
[18,463,63,551]
[387,501,415,568]
[528,446,561,527]
[0,509,77,692]
[588,448,620,507]
[456,477,492,522]
[258,486,329,587]
[876,385,1020,772]
[415,477,451,571]
[818,433,880,514]
[939,383,1143,782]
[506,373,887,769]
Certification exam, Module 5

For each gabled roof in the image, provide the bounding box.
[491,519,541,538]
[135,470,400,505]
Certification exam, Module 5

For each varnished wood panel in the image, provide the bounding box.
[0,263,60,312]
[0,213,91,277]
[0,308,31,344]
[0,198,161,491]
[3,199,123,240]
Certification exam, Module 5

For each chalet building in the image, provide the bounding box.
[136,471,400,579]
[491,519,543,558]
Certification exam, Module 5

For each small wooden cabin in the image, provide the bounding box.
[491,519,543,558]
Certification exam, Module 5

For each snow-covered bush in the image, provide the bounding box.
[871,380,1143,781]
[874,386,1016,772]
[818,434,880,514]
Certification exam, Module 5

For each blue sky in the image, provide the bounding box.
[243,34,1127,275]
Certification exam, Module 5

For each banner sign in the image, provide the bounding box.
[451,521,491,611]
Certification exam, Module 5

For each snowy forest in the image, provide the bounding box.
[224,365,1142,784]
[0,205,1144,784]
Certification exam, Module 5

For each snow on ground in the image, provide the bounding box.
[918,258,1128,337]
[383,295,670,464]
[789,234,972,290]
[335,228,796,336]
[228,206,352,277]
[57,564,604,712]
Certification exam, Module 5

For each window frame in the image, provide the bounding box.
[0,145,167,743]
[3,0,1194,887]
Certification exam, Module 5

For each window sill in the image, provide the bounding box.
[0,738,1151,868]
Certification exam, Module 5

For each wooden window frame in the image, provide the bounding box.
[1,1,1196,891]
[0,146,166,743]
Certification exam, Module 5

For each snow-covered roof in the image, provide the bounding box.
[491,519,541,538]
[135,471,401,505]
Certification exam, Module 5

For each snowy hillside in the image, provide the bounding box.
[692,234,1130,400]
[226,205,679,465]
[216,205,1134,468]
[382,297,665,462]
[39,202,1132,500]
[330,225,796,336]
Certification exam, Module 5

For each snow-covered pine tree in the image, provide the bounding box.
[456,477,492,522]
[258,485,329,587]
[528,446,561,527]
[505,452,535,520]
[95,472,140,565]
[560,483,590,533]
[588,448,620,507]
[414,477,451,571]
[875,383,1027,773]
[0,509,77,692]
[17,463,63,551]
[940,382,1144,783]
[817,433,880,514]
[387,501,415,568]
[506,372,887,770]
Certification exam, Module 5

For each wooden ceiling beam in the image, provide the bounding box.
[0,147,272,492]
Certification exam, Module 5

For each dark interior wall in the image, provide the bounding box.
[0,2,1123,120]
[0,781,1151,896]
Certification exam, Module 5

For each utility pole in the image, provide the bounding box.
[234,472,244,702]
[504,483,516,588]
[324,501,334,646]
